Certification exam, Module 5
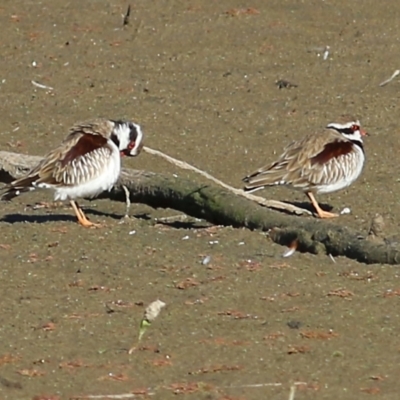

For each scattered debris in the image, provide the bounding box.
[360,387,380,394]
[217,310,258,319]
[323,46,330,60]
[152,357,173,367]
[239,259,262,271]
[287,345,310,354]
[287,320,302,330]
[367,214,385,243]
[176,278,200,290]
[201,255,211,265]
[282,240,298,258]
[0,354,19,366]
[188,364,242,375]
[98,373,130,382]
[327,288,354,299]
[225,8,260,17]
[168,382,208,395]
[307,45,331,60]
[379,69,400,87]
[369,375,385,381]
[32,395,60,400]
[383,289,400,298]
[328,254,336,263]
[31,80,53,91]
[17,369,45,377]
[276,79,298,89]
[123,5,131,26]
[128,299,166,354]
[300,330,338,340]
[340,207,351,215]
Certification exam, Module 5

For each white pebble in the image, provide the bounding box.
[282,247,296,258]
[201,256,211,265]
[340,207,351,215]
[129,230,136,235]
[182,235,190,240]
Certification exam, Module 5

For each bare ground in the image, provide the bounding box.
[1,1,400,399]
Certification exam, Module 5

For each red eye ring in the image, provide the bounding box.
[351,124,360,132]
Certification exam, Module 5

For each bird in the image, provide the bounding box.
[242,119,368,219]
[1,118,144,227]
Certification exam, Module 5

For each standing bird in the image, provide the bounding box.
[243,120,368,218]
[1,118,144,227]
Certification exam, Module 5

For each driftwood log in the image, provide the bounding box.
[0,150,399,265]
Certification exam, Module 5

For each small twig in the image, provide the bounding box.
[143,146,312,216]
[379,69,400,87]
[123,5,131,26]
[31,80,53,91]
[276,79,298,89]
[288,384,296,400]
[323,45,330,60]
[121,184,131,218]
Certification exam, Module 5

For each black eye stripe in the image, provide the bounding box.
[129,124,138,142]
[341,128,355,134]
[110,133,120,147]
[340,125,359,134]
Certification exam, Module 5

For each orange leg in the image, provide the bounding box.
[70,200,101,228]
[306,192,338,219]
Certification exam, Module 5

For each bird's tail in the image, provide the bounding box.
[1,176,37,201]
[242,165,287,192]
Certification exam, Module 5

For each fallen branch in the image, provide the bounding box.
[0,150,399,265]
[143,146,312,216]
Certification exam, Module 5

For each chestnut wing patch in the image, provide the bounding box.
[310,141,353,165]
[61,134,107,167]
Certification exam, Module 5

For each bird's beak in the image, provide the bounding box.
[121,140,144,157]
[129,140,144,156]
[360,129,369,136]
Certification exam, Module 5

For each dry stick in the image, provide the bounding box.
[379,69,400,87]
[143,146,311,216]
[288,384,296,400]
[121,184,131,218]
[123,4,131,26]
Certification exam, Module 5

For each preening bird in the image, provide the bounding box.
[1,118,144,227]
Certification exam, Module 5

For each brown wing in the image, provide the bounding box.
[39,133,113,187]
[11,133,110,188]
[1,123,114,200]
[60,133,107,168]
[310,141,353,166]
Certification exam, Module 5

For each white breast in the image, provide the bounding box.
[315,145,365,194]
[54,139,121,201]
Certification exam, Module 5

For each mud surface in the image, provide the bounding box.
[1,1,400,399]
